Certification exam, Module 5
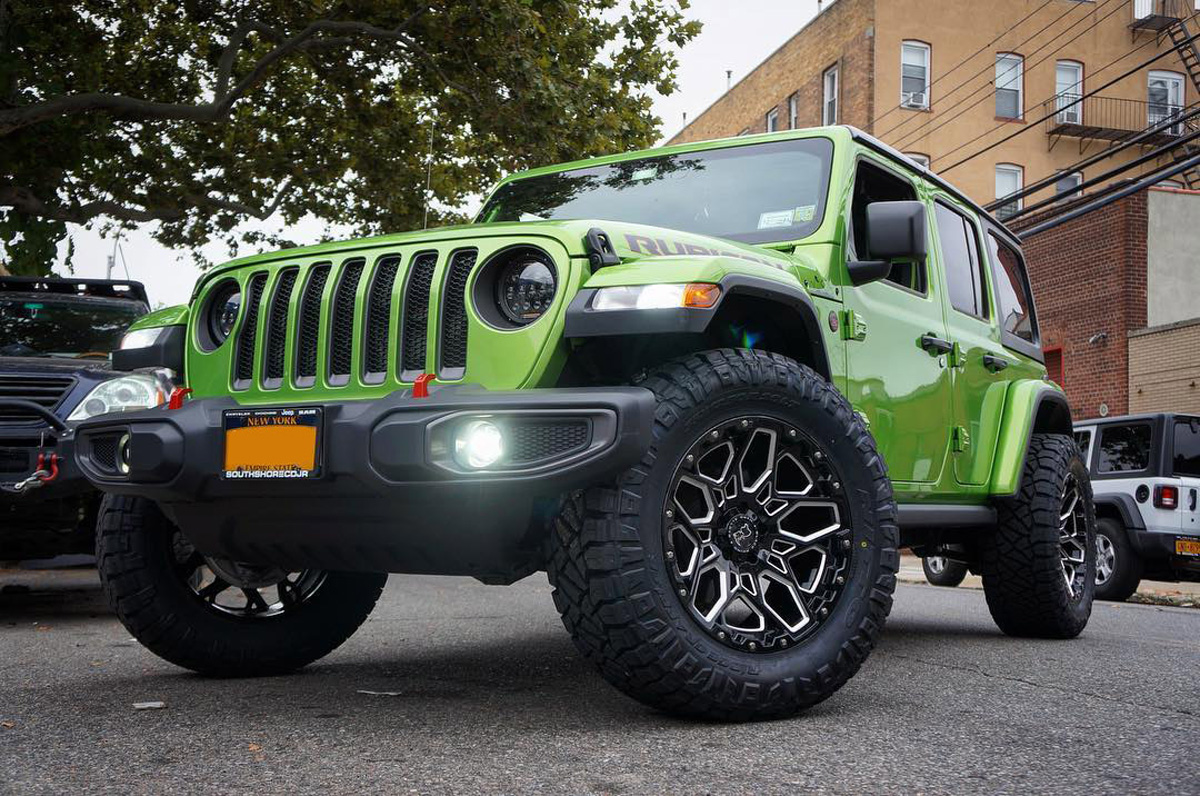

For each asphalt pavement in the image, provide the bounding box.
[1,569,1197,795]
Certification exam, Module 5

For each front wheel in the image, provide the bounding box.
[547,349,898,720]
[922,555,968,587]
[981,434,1095,639]
[97,495,386,676]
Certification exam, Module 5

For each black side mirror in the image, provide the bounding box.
[847,201,928,286]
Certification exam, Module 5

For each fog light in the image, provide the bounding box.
[454,420,504,469]
[116,432,132,475]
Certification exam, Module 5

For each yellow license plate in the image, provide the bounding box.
[222,407,322,479]
[1176,538,1200,557]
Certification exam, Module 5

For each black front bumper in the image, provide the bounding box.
[72,386,655,580]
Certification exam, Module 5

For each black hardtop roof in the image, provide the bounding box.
[1075,412,1199,427]
[0,276,149,307]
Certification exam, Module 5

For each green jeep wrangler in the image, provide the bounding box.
[74,126,1095,720]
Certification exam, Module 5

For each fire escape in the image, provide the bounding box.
[1164,11,1200,188]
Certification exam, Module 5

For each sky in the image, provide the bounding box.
[51,1,821,308]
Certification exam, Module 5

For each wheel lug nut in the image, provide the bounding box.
[709,430,720,440]
[780,638,788,647]
[832,481,841,490]
[679,588,687,597]
[717,631,727,640]
[686,454,695,464]
[814,451,823,460]
[666,550,675,560]
[842,539,851,549]
[788,429,797,438]
[665,509,674,518]
[740,419,749,428]
[820,607,829,617]
[748,641,757,651]
[836,576,845,585]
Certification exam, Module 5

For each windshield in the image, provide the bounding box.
[0,296,146,358]
[478,137,834,244]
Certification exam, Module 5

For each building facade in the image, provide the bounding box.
[669,0,1200,214]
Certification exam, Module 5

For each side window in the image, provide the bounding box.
[1097,423,1152,474]
[934,202,989,319]
[987,233,1037,343]
[849,161,926,293]
[1073,429,1094,464]
[1174,418,1200,477]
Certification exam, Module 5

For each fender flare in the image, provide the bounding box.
[563,273,831,379]
[1092,493,1146,533]
[989,382,1074,497]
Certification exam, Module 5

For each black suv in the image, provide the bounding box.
[1,277,152,560]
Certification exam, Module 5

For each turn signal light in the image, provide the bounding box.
[683,283,721,308]
[1154,484,1179,510]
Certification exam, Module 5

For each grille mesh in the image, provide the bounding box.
[0,449,30,473]
[89,434,120,473]
[363,256,402,380]
[0,375,75,425]
[508,421,590,464]
[233,273,268,387]
[400,252,438,374]
[263,269,298,384]
[438,249,477,375]
[295,264,331,383]
[328,260,365,381]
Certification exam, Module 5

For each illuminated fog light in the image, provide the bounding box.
[454,420,504,469]
[116,433,132,475]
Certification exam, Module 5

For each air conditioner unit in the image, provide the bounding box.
[1058,108,1080,124]
[901,91,927,109]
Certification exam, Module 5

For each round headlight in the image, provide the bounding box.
[496,255,556,326]
[207,283,242,345]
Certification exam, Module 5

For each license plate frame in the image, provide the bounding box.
[222,407,323,480]
[1175,537,1200,557]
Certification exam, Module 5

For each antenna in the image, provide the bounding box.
[726,70,732,91]
[682,111,688,125]
[422,116,435,230]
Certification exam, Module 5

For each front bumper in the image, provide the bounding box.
[72,386,655,579]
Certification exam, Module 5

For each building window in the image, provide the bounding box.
[994,163,1023,220]
[1055,60,1083,123]
[901,41,930,109]
[1055,171,1083,199]
[1148,71,1184,133]
[823,65,839,125]
[995,53,1023,119]
[905,152,930,169]
[789,93,799,129]
[766,107,780,133]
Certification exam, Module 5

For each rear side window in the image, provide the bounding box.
[934,202,989,319]
[1097,423,1152,473]
[987,233,1037,343]
[1174,418,1200,477]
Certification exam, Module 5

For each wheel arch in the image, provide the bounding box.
[560,274,832,385]
[989,382,1075,497]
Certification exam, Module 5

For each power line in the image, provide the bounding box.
[884,0,1124,147]
[1017,151,1200,239]
[871,0,1059,132]
[940,28,1200,173]
[983,101,1200,210]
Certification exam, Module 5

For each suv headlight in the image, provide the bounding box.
[496,251,557,326]
[67,371,172,422]
[590,283,721,311]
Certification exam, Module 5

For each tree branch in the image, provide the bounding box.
[0,10,443,135]
[0,184,185,224]
[181,177,294,220]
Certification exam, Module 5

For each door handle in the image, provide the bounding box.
[1190,489,1197,511]
[983,354,1009,373]
[920,334,953,356]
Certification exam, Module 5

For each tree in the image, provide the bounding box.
[0,0,699,275]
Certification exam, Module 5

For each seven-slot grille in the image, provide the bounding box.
[0,374,75,425]
[225,249,480,390]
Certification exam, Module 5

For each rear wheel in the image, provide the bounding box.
[1094,517,1141,602]
[922,555,968,587]
[547,349,898,720]
[97,495,385,676]
[981,434,1095,639]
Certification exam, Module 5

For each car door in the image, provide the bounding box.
[1096,420,1178,532]
[928,198,1012,486]
[841,157,953,484]
[1172,416,1200,538]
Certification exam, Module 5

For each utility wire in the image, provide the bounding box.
[871,0,1059,132]
[940,29,1200,173]
[884,0,1124,146]
[983,101,1200,209]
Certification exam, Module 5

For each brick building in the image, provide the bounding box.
[1022,186,1200,420]
[669,0,1200,211]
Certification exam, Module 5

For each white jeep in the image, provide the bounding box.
[1074,413,1200,601]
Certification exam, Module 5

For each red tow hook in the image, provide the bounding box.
[412,373,435,399]
[167,387,193,410]
[35,452,59,483]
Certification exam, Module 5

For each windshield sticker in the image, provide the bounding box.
[631,166,659,181]
[793,205,816,223]
[757,210,794,230]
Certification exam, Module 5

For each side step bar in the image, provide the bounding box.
[897,504,997,530]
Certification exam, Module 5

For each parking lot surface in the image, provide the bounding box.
[2,570,1197,795]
